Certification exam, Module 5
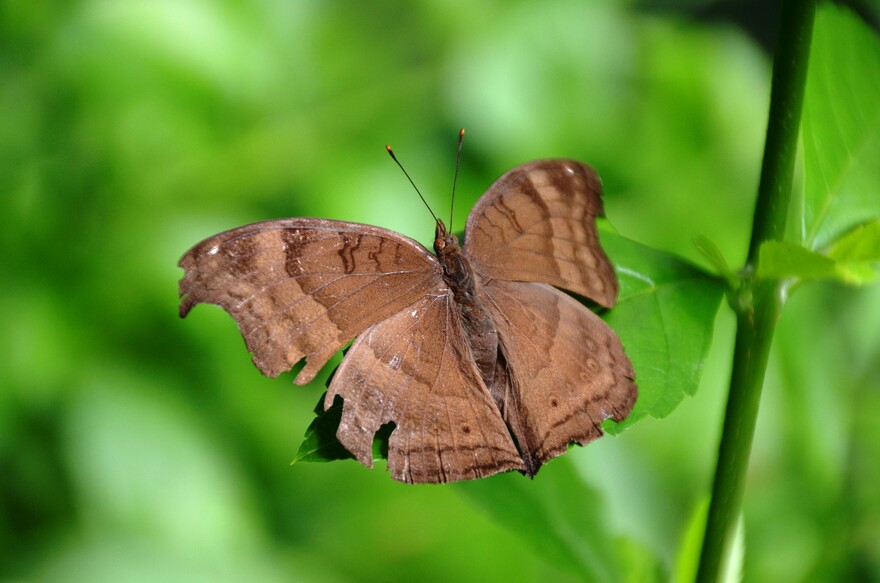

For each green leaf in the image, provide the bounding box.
[802,5,880,249]
[616,536,667,583]
[757,238,878,285]
[757,241,838,280]
[600,232,725,432]
[293,392,393,464]
[454,459,622,583]
[292,394,354,463]
[296,233,725,457]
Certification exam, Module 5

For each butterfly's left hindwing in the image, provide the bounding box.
[326,292,525,484]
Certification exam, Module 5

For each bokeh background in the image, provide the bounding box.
[3,1,879,581]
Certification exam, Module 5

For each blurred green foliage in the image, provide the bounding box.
[2,1,879,582]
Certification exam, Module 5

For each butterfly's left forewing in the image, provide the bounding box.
[179,218,443,384]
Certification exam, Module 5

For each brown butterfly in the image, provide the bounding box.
[179,156,636,484]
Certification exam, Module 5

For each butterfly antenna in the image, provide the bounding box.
[449,128,465,233]
[386,144,439,224]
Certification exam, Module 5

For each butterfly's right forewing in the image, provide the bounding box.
[464,159,618,307]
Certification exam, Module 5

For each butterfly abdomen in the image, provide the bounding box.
[436,235,500,386]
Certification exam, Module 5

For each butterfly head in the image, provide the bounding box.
[433,219,460,255]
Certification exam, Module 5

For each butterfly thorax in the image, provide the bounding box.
[433,222,475,300]
[434,220,501,391]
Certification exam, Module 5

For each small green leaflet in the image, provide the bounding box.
[757,220,880,285]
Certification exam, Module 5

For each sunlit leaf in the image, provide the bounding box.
[757,239,878,285]
[672,497,745,583]
[673,497,709,583]
[827,219,880,263]
[801,5,880,249]
[758,241,838,280]
[826,220,880,284]
[617,536,667,583]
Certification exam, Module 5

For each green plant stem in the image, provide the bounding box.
[696,1,816,581]
[747,0,818,263]
[696,284,783,582]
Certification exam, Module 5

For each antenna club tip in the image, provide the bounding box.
[459,128,465,136]
[385,144,393,152]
